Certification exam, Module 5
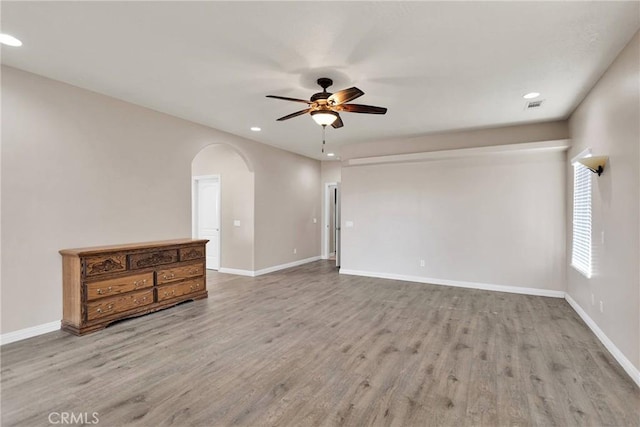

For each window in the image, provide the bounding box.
[571,153,592,278]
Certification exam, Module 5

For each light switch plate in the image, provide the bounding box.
[233,220,241,227]
[345,221,354,228]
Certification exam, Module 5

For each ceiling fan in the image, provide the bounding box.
[266,78,387,129]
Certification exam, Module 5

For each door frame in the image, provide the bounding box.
[192,174,221,269]
[323,182,338,260]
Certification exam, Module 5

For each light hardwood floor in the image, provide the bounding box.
[2,260,638,426]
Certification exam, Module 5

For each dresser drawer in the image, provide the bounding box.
[86,289,153,321]
[156,263,204,285]
[179,246,205,261]
[157,279,205,302]
[128,250,178,270]
[86,272,154,301]
[84,254,127,277]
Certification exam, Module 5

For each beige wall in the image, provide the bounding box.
[341,150,567,291]
[192,144,255,271]
[253,149,321,270]
[321,161,342,184]
[567,31,640,370]
[1,66,320,334]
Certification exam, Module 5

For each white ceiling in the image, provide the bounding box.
[2,2,638,160]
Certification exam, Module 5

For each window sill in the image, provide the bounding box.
[571,263,592,279]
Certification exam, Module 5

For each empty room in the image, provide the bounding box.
[1,2,639,426]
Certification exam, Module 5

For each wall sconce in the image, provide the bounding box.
[578,156,608,176]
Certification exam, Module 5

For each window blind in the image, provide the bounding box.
[571,162,592,278]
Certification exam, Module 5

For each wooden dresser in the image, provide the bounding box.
[60,239,208,335]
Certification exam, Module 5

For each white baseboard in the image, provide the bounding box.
[218,267,255,277]
[565,293,640,388]
[1,320,61,346]
[254,256,321,276]
[218,256,322,277]
[339,269,565,298]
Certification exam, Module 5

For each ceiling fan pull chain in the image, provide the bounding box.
[322,124,326,153]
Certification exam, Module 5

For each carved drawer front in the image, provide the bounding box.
[84,254,127,277]
[86,289,153,321]
[156,263,204,285]
[157,279,205,302]
[128,250,178,270]
[86,272,154,301]
[179,246,205,261]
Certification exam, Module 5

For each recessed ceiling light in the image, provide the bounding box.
[523,92,540,99]
[250,127,261,132]
[326,153,335,157]
[0,33,22,47]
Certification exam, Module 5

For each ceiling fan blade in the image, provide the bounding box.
[331,114,344,129]
[327,87,364,105]
[266,95,311,104]
[276,108,312,121]
[340,104,387,114]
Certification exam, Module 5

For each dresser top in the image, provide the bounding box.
[59,238,209,256]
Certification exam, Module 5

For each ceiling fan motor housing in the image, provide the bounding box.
[311,78,334,103]
[310,92,330,102]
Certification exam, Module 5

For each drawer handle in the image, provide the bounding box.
[96,303,114,314]
[97,286,112,295]
[190,283,201,291]
[188,268,199,275]
[162,273,175,280]
[134,296,148,304]
[133,279,148,288]
[163,290,176,297]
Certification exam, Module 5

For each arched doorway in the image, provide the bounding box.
[192,144,255,272]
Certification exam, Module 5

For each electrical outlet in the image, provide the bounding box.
[599,301,604,313]
[293,248,297,254]
[591,293,595,305]
[313,218,317,224]
[601,231,605,244]
[420,259,425,267]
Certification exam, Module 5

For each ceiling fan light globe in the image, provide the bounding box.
[311,110,338,126]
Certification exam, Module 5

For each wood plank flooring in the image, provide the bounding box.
[2,260,638,426]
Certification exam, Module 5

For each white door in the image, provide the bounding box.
[196,178,220,270]
[328,185,337,255]
[335,184,341,268]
